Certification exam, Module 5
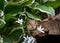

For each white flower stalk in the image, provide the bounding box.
[0,11,4,17]
[43,0,56,3]
[1,11,4,17]
[32,0,35,4]
[49,0,56,1]
[0,19,6,25]
[37,25,44,33]
[23,35,36,43]
[16,18,23,24]
[0,36,3,43]
[5,0,7,2]
[4,0,8,7]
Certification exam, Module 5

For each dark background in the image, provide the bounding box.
[35,35,60,43]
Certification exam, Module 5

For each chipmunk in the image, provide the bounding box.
[41,13,60,35]
[27,13,60,37]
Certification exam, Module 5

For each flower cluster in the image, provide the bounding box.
[16,18,23,25]
[23,35,36,43]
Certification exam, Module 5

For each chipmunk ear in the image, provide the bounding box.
[55,13,60,20]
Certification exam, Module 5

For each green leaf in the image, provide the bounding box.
[5,13,12,22]
[5,5,24,14]
[0,19,6,29]
[8,0,35,6]
[42,0,56,3]
[3,27,24,43]
[30,2,55,16]
[35,0,44,4]
[4,37,12,43]
[9,29,23,42]
[0,0,8,10]
[12,0,22,2]
[44,0,60,8]
[22,0,35,6]
[26,12,40,20]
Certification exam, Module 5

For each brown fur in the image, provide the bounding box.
[40,13,60,35]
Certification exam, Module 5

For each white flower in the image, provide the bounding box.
[16,18,23,24]
[37,25,44,33]
[23,35,36,43]
[21,13,26,16]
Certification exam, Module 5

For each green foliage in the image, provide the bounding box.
[29,2,55,16]
[44,0,60,8]
[0,0,60,43]
[26,12,40,20]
